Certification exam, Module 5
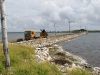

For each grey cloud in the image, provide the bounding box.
[1,0,100,32]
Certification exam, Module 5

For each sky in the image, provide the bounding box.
[0,0,100,32]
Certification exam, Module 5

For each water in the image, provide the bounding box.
[0,32,24,42]
[0,32,67,42]
[1,32,100,67]
[58,33,100,67]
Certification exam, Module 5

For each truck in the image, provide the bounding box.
[24,31,36,40]
[24,29,48,40]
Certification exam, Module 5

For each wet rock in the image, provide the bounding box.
[17,38,24,42]
[55,52,66,57]
[52,58,72,65]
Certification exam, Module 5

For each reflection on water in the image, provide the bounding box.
[58,33,100,67]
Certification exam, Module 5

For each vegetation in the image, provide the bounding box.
[72,29,87,33]
[67,67,91,75]
[0,44,62,75]
[0,43,93,75]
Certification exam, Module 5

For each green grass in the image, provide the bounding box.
[0,43,62,75]
[67,67,92,75]
[0,43,92,75]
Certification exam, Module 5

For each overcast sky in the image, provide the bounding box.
[1,0,100,32]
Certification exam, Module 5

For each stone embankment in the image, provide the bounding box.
[35,44,100,75]
[16,32,100,75]
[17,32,86,47]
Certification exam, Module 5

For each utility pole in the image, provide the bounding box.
[66,18,71,34]
[85,26,88,33]
[0,0,10,68]
[68,21,71,33]
[54,23,56,36]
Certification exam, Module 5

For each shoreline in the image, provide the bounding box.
[16,32,86,47]
[12,32,100,74]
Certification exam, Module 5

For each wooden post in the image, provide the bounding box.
[0,0,10,68]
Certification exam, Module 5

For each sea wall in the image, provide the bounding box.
[15,32,100,75]
[17,32,86,47]
[34,44,100,75]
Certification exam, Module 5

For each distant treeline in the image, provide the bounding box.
[48,31,69,33]
[4,30,100,33]
[88,30,100,33]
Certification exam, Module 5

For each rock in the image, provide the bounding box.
[35,47,52,62]
[93,67,100,75]
[14,33,100,75]
[52,58,72,65]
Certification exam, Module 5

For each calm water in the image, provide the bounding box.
[1,32,100,67]
[58,33,100,67]
[0,32,67,42]
[0,32,24,42]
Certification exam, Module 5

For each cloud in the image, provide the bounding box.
[1,0,100,31]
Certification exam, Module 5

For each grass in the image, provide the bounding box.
[0,43,62,75]
[0,43,93,75]
[67,67,92,75]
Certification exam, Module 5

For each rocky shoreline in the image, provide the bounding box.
[17,32,86,47]
[16,32,100,75]
[35,44,100,75]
